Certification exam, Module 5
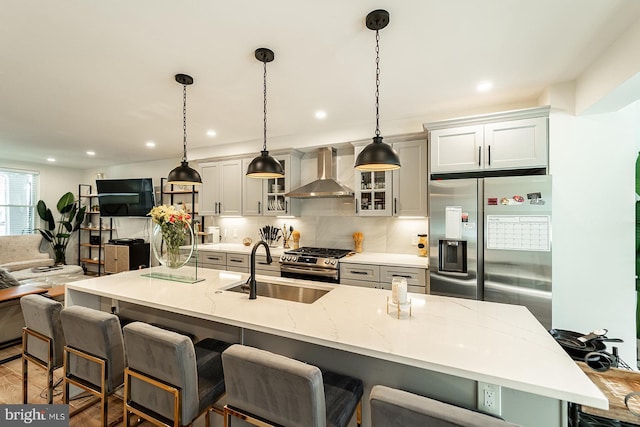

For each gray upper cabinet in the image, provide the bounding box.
[426,106,549,175]
[199,159,242,216]
[392,139,428,217]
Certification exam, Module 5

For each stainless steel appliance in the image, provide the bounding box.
[279,247,352,283]
[429,175,552,328]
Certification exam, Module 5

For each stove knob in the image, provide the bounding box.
[324,259,329,264]
[330,259,337,265]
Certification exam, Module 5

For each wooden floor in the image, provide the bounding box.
[0,343,129,426]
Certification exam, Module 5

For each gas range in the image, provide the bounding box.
[279,247,352,283]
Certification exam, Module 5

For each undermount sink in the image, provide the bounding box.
[226,281,331,304]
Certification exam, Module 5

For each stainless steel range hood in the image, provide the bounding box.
[285,147,354,198]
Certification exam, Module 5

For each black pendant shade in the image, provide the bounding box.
[246,48,284,179]
[246,150,284,178]
[168,160,202,185]
[167,73,202,186]
[354,136,401,171]
[355,9,401,172]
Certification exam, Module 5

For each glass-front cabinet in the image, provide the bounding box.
[353,143,392,216]
[356,169,392,216]
[265,157,288,215]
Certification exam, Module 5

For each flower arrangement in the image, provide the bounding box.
[148,205,192,268]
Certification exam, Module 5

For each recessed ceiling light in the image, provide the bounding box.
[46,158,56,162]
[146,141,156,148]
[315,110,327,120]
[86,151,95,156]
[477,81,493,92]
[206,129,217,137]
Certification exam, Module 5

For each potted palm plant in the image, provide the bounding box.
[36,192,87,265]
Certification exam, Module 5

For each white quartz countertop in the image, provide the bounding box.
[196,243,428,268]
[66,266,605,409]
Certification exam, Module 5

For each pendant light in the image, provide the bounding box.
[246,48,284,179]
[354,9,401,171]
[167,73,202,185]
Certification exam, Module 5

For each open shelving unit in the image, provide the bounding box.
[78,183,114,276]
[159,177,209,243]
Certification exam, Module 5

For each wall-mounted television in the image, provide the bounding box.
[95,178,155,217]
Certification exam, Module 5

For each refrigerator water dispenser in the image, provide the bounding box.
[439,240,467,273]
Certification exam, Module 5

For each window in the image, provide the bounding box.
[0,168,40,236]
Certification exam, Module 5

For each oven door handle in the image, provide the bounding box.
[280,265,339,278]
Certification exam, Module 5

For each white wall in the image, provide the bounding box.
[0,160,85,260]
[550,100,640,366]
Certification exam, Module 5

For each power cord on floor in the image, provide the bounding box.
[38,377,63,399]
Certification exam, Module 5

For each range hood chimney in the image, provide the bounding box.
[285,147,354,198]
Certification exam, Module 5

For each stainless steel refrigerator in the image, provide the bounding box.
[429,175,552,328]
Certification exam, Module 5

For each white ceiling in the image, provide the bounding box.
[1,0,639,168]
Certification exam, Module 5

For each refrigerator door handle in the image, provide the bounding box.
[478,146,482,167]
[488,145,491,166]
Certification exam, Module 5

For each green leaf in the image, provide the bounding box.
[73,206,87,231]
[56,233,70,239]
[36,200,48,221]
[57,192,75,214]
[45,209,55,231]
[61,221,72,232]
[37,229,53,242]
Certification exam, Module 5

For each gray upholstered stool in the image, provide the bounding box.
[370,385,519,427]
[60,305,125,427]
[222,344,363,427]
[20,294,65,404]
[122,321,231,427]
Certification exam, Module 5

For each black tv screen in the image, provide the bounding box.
[96,178,155,217]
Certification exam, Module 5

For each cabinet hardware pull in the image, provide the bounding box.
[478,146,482,167]
[230,259,242,263]
[488,145,491,166]
[392,274,411,278]
[285,201,288,213]
[355,198,359,214]
[258,201,261,214]
[350,270,368,275]
[207,257,220,261]
[394,198,397,214]
[258,262,270,265]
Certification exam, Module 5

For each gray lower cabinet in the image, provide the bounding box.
[254,254,281,277]
[340,263,427,294]
[226,253,249,273]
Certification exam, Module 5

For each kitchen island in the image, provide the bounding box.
[65,266,605,427]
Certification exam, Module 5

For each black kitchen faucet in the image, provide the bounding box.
[248,240,272,299]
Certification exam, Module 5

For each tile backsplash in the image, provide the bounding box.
[208,215,428,255]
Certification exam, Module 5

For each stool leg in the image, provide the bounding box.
[22,355,28,404]
[47,365,54,404]
[356,400,362,427]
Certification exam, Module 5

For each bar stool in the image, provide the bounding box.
[60,305,125,427]
[222,344,363,427]
[370,385,518,427]
[20,294,66,404]
[122,321,231,427]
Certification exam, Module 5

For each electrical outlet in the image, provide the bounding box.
[411,235,419,245]
[477,381,502,416]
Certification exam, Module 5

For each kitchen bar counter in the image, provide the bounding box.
[66,265,605,421]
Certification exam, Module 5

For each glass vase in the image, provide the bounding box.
[151,223,194,269]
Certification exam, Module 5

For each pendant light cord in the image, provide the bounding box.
[375,29,381,138]
[182,84,188,162]
[263,60,268,152]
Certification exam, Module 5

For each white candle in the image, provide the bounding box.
[397,281,407,304]
[392,277,408,304]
